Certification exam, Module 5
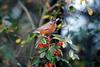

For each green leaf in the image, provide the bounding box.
[32,58,40,65]
[51,57,57,63]
[68,50,79,60]
[65,36,72,45]
[55,46,60,49]
[41,38,47,44]
[49,46,56,53]
[73,54,80,60]
[69,44,79,51]
[52,34,65,41]
[52,34,62,38]
[69,50,74,58]
[53,37,62,41]
[57,24,63,29]
[64,36,78,51]
[35,40,39,48]
[40,52,46,58]
[46,51,52,61]
[68,6,76,13]
[39,48,47,53]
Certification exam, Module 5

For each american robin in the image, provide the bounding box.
[33,18,59,35]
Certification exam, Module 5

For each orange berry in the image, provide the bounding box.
[49,63,53,67]
[38,44,44,48]
[57,42,63,46]
[53,51,60,56]
[44,44,49,48]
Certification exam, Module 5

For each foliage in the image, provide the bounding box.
[0,0,99,67]
[31,33,79,67]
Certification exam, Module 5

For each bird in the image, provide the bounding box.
[33,18,60,35]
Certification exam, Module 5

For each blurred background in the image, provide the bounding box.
[0,0,100,67]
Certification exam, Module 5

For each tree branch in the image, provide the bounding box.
[18,1,35,29]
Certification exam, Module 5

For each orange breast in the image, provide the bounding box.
[37,23,57,35]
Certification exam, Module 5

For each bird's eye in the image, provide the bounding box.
[50,23,53,25]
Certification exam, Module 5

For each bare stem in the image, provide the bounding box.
[54,63,56,67]
[39,0,61,26]
[18,1,35,29]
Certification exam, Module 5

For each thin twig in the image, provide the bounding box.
[54,63,56,67]
[16,47,22,57]
[29,42,34,58]
[39,0,56,26]
[18,1,35,29]
[27,60,31,67]
[39,0,48,26]
[39,0,62,26]
[39,8,47,26]
[43,0,50,8]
